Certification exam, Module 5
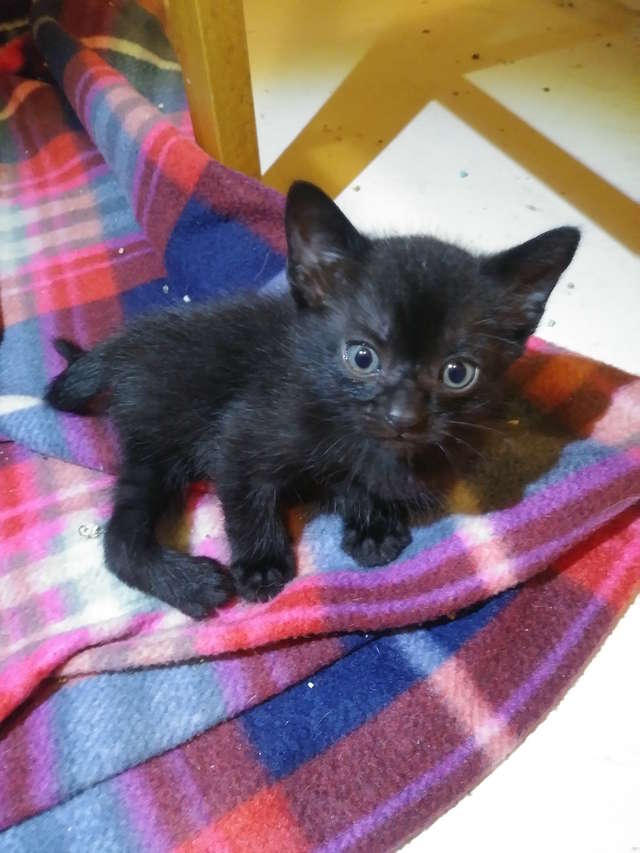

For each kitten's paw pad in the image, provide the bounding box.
[232,556,295,603]
[161,554,234,620]
[342,523,412,568]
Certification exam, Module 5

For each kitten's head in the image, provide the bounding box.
[285,181,579,456]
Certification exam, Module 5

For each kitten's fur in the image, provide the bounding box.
[45,182,579,617]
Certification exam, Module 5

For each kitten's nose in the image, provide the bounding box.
[386,410,422,432]
[386,394,424,433]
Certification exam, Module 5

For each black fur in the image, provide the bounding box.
[45,181,579,617]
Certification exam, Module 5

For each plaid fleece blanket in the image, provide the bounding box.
[1,509,638,849]
[1,1,639,849]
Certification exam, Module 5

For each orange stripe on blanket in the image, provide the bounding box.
[4,244,164,323]
[523,352,597,411]
[550,506,640,610]
[35,247,119,314]
[0,132,98,198]
[0,79,47,121]
[211,786,310,853]
[0,459,39,538]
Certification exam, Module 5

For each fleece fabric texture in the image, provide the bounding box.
[1,508,639,850]
[1,0,639,725]
[0,2,639,850]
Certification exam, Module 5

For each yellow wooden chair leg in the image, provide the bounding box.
[164,0,261,178]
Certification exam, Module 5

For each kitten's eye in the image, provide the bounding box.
[344,342,380,375]
[441,359,479,391]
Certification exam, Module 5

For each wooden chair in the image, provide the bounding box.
[163,0,260,178]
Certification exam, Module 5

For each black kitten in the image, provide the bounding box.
[45,182,579,618]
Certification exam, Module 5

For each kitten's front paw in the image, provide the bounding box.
[231,554,295,602]
[342,520,412,568]
[155,554,235,620]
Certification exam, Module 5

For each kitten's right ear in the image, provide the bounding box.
[481,226,580,341]
[285,181,368,307]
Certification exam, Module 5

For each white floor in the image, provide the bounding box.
[247,11,640,852]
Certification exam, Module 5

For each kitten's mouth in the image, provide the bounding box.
[371,428,427,449]
[364,418,431,449]
[387,435,425,448]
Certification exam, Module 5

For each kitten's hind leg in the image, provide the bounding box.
[104,462,233,618]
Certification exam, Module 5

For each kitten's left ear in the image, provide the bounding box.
[481,226,580,340]
[285,181,368,307]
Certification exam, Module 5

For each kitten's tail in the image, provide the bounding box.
[45,338,110,414]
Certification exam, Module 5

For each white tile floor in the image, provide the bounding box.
[248,12,640,851]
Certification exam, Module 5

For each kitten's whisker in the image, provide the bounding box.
[440,430,487,461]
[433,441,456,472]
[474,332,521,348]
[446,419,507,437]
